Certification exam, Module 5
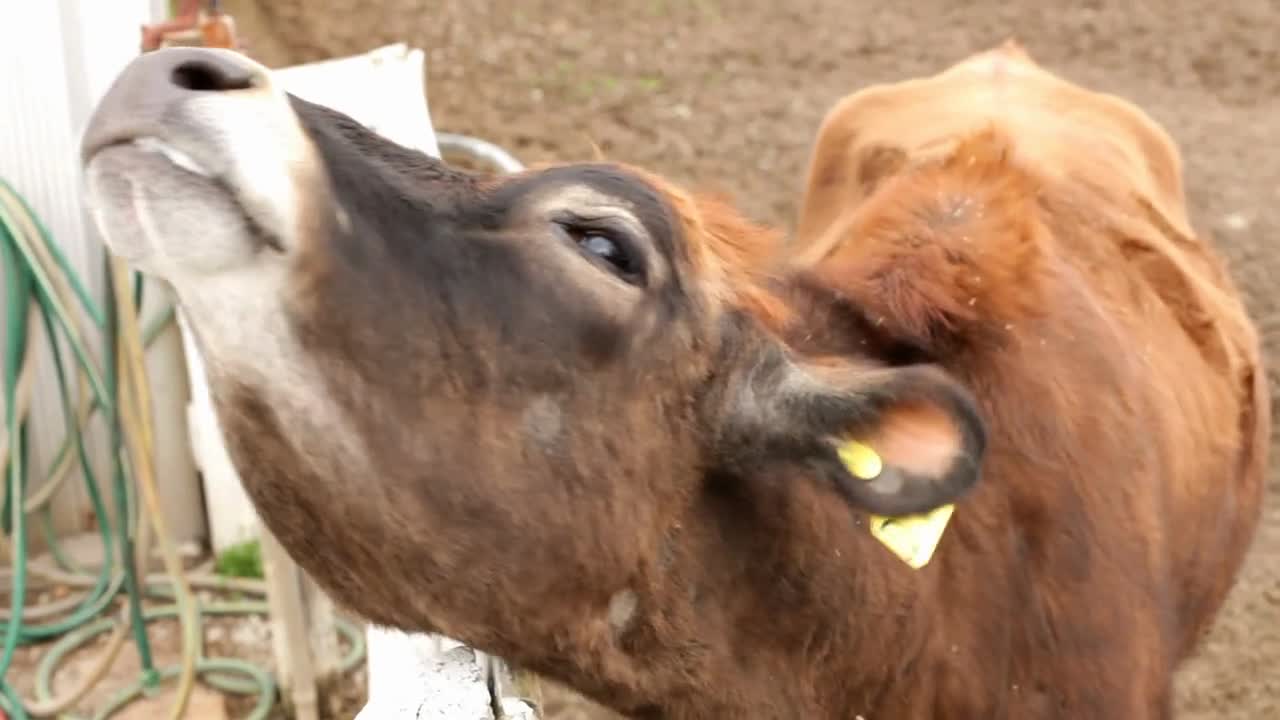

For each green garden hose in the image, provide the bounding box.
[0,174,365,720]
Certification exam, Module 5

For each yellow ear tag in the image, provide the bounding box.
[837,440,955,570]
[836,440,883,480]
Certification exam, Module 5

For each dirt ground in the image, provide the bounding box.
[219,1,1280,718]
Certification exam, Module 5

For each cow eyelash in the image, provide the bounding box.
[555,220,645,285]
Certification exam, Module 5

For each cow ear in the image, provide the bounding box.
[715,349,987,517]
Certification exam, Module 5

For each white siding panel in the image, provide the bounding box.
[0,0,204,547]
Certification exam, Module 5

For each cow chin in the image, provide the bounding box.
[84,139,265,277]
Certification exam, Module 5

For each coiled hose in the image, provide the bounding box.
[0,178,364,719]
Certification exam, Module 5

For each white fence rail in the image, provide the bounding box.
[358,629,537,720]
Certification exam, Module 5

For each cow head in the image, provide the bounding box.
[81,48,985,711]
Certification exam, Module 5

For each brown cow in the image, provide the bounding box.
[80,41,1265,719]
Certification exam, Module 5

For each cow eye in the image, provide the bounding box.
[558,223,643,284]
[579,233,631,272]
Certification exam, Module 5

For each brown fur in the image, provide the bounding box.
[192,44,1264,720]
[777,41,1268,717]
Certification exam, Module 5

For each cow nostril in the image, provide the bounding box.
[170,59,255,92]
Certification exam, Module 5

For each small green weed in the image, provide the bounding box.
[215,539,264,579]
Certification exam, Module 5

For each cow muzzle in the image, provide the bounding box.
[81,47,316,274]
